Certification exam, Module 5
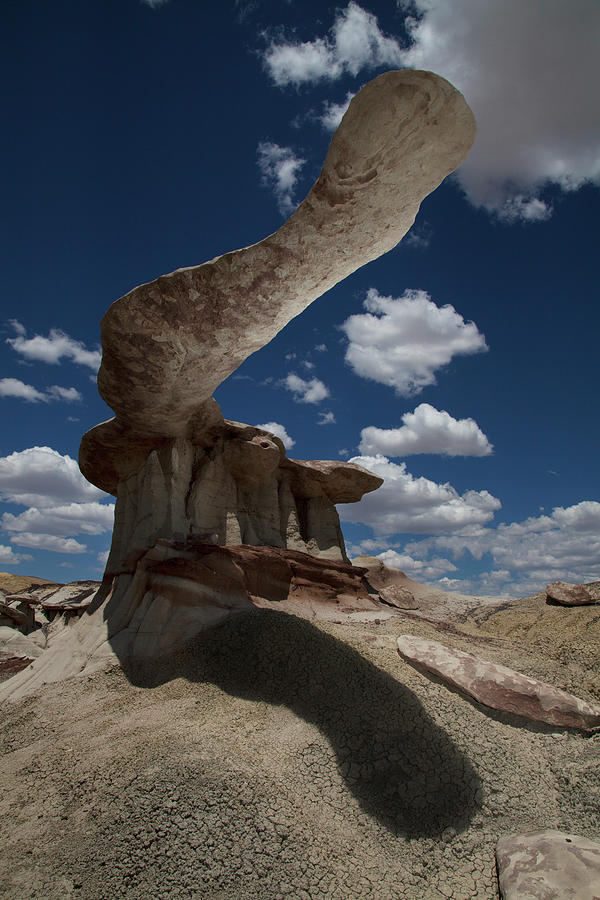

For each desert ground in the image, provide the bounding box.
[1,580,599,899]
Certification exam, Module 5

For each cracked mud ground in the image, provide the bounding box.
[1,595,599,899]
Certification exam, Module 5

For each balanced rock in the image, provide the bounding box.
[396,634,600,731]
[0,599,33,629]
[2,71,476,696]
[496,830,600,899]
[546,580,595,606]
[80,70,475,464]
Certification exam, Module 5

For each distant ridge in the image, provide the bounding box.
[0,572,61,595]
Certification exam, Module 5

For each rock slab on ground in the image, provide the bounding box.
[546,580,596,606]
[396,634,600,731]
[496,830,600,899]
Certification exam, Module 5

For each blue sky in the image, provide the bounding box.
[1,0,599,596]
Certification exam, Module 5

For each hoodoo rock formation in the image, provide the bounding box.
[3,70,477,695]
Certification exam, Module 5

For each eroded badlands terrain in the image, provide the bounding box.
[1,587,599,899]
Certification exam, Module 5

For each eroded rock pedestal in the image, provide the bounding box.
[104,410,382,581]
[2,72,478,697]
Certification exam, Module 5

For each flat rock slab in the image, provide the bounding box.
[496,830,600,899]
[546,580,596,606]
[38,581,101,610]
[396,634,600,731]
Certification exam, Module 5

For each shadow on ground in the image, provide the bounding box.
[122,608,482,837]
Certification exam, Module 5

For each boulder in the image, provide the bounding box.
[546,580,595,606]
[378,584,419,610]
[352,556,419,609]
[396,634,600,731]
[496,830,600,899]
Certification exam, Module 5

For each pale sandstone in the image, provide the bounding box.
[80,69,476,486]
[102,423,382,580]
[496,830,600,899]
[77,70,475,629]
[2,71,477,697]
[0,626,43,661]
[396,634,600,731]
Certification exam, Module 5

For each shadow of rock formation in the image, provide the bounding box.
[123,608,483,838]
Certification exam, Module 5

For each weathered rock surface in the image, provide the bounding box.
[38,581,100,612]
[103,422,382,579]
[0,626,43,682]
[352,555,418,609]
[0,626,42,661]
[546,580,596,606]
[0,542,402,700]
[107,541,392,660]
[496,830,600,899]
[378,583,419,610]
[79,69,475,489]
[14,70,473,684]
[0,581,101,633]
[0,598,32,629]
[396,634,600,731]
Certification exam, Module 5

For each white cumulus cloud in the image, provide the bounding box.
[9,532,88,554]
[262,2,403,86]
[359,403,493,457]
[0,378,82,404]
[340,454,501,535]
[2,502,114,537]
[7,327,101,370]
[0,447,109,508]
[377,548,457,581]
[45,385,82,402]
[0,378,47,403]
[317,411,336,426]
[319,91,356,131]
[405,500,600,595]
[256,421,296,450]
[284,373,330,404]
[257,142,306,215]
[340,289,487,396]
[398,0,600,218]
[0,544,33,566]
